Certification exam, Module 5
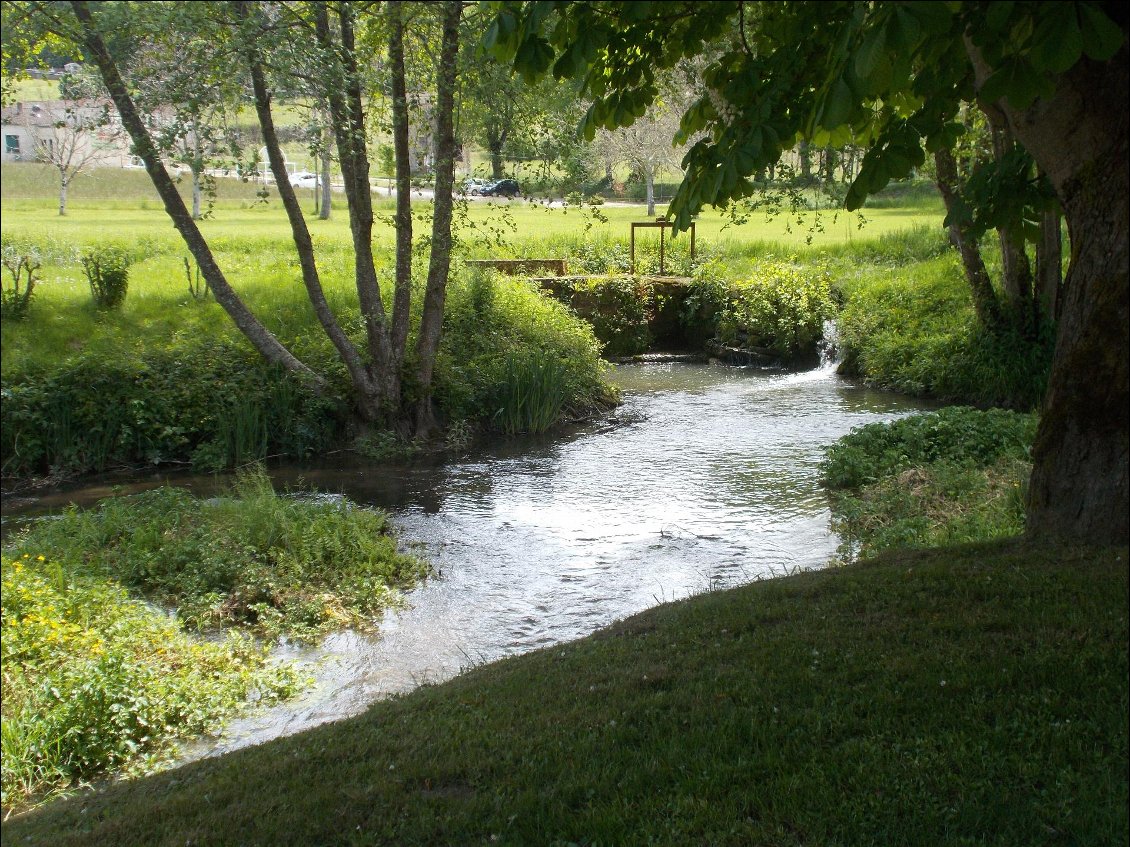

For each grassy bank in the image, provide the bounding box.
[1,470,429,812]
[5,539,1126,845]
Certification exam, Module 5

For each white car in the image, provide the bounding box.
[289,171,318,189]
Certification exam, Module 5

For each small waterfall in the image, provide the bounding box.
[817,319,840,372]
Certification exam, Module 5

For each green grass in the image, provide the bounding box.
[4,539,1126,845]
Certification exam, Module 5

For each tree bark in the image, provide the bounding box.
[969,41,1129,546]
[57,177,68,216]
[933,148,1002,331]
[241,4,378,416]
[645,163,656,217]
[414,0,461,436]
[319,140,332,221]
[70,0,322,385]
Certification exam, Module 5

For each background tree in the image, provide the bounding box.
[490,0,1128,546]
[595,96,684,215]
[21,98,119,215]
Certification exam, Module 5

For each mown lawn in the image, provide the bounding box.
[5,539,1126,846]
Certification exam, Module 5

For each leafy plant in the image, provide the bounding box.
[1,552,304,812]
[492,349,570,435]
[717,260,834,358]
[80,245,131,310]
[1,245,42,321]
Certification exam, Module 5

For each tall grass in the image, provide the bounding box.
[491,350,571,435]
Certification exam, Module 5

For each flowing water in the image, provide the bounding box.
[1,359,930,761]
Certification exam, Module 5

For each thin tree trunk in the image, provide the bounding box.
[191,170,202,220]
[933,148,1002,331]
[988,120,1034,323]
[71,0,321,384]
[58,177,67,216]
[414,0,461,436]
[1036,201,1062,322]
[241,3,378,415]
[319,139,331,221]
[645,164,656,216]
[316,1,401,419]
[387,1,413,361]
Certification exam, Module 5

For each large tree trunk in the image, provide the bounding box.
[414,0,461,436]
[71,1,322,385]
[970,43,1129,546]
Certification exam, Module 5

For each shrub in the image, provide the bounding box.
[822,406,1038,490]
[822,406,1038,562]
[718,260,834,358]
[80,245,131,310]
[436,270,612,427]
[1,245,41,321]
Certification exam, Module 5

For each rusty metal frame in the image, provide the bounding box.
[630,218,695,275]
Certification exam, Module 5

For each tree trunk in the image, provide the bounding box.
[988,120,1035,324]
[71,0,321,385]
[645,164,656,216]
[387,1,413,363]
[58,176,67,216]
[319,142,331,221]
[933,148,1002,331]
[242,5,377,415]
[1036,202,1063,322]
[969,41,1129,546]
[191,170,202,220]
[489,140,504,179]
[414,0,461,436]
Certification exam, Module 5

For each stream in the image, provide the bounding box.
[1,359,930,762]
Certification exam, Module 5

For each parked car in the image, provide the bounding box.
[289,171,318,189]
[481,178,521,198]
[462,177,489,195]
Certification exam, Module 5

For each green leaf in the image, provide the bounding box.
[1031,4,1083,74]
[1079,3,1126,61]
[854,20,888,80]
[819,77,854,130]
[984,2,1015,33]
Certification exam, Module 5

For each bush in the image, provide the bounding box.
[436,270,613,428]
[717,260,834,358]
[80,245,131,310]
[1,244,41,321]
[822,406,1038,490]
[822,406,1038,562]
[834,255,1053,409]
[1,340,340,477]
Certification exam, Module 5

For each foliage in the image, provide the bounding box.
[436,269,613,428]
[79,244,130,310]
[5,540,1126,844]
[0,552,304,813]
[491,348,571,435]
[558,275,652,356]
[1,340,340,477]
[835,255,1054,409]
[822,406,1038,490]
[717,260,834,358]
[5,467,430,641]
[822,406,1038,561]
[1,243,41,321]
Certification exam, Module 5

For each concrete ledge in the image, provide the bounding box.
[465,258,568,276]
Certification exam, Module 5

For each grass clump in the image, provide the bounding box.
[0,553,304,815]
[4,467,430,641]
[5,540,1125,845]
[822,406,1039,562]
